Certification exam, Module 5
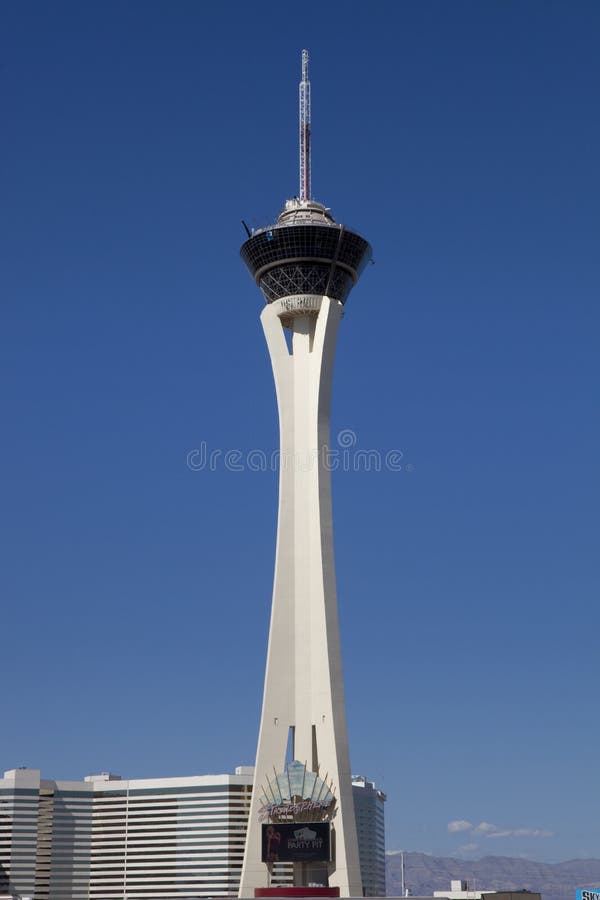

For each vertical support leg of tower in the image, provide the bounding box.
[239,297,362,898]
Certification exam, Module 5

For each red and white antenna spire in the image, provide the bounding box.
[299,49,311,201]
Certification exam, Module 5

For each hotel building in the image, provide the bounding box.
[352,777,386,898]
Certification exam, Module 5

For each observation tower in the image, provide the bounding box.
[239,51,371,898]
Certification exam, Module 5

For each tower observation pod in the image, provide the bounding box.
[239,51,371,899]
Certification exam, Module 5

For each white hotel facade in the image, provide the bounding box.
[0,766,384,899]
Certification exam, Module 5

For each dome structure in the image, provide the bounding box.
[240,198,372,306]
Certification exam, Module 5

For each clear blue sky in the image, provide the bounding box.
[2,0,598,865]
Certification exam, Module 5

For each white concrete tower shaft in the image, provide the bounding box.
[238,296,362,896]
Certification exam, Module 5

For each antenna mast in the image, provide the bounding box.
[299,49,311,201]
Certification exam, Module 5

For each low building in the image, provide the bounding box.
[432,880,542,900]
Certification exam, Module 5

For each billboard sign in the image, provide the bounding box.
[576,892,600,900]
[261,822,330,863]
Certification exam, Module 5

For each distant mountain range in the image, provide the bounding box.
[385,851,600,900]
